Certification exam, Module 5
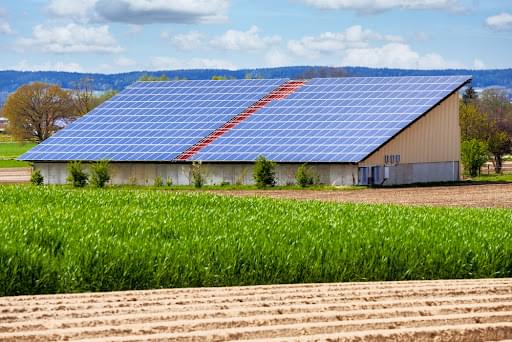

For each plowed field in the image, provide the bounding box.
[213,183,512,208]
[1,278,511,341]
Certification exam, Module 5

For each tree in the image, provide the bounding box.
[487,130,511,174]
[71,78,117,116]
[138,74,170,81]
[3,82,74,142]
[253,155,277,188]
[295,163,316,187]
[462,86,478,104]
[478,88,512,135]
[461,139,488,177]
[459,102,491,141]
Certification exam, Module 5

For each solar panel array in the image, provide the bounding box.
[193,76,470,162]
[20,79,287,161]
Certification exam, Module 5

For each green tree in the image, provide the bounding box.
[459,102,491,141]
[487,130,511,174]
[67,161,88,187]
[479,88,512,135]
[253,155,277,188]
[138,74,170,81]
[461,139,489,177]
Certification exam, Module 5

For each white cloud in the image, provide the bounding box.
[485,12,512,30]
[115,56,137,67]
[48,0,229,24]
[128,24,142,34]
[0,8,12,34]
[150,56,236,70]
[340,43,462,69]
[210,25,281,51]
[14,60,84,72]
[287,25,401,59]
[161,31,206,50]
[264,49,292,67]
[17,24,123,54]
[46,0,98,22]
[298,0,463,14]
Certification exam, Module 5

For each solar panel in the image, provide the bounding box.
[20,79,288,161]
[192,75,471,163]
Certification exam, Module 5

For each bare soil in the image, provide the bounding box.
[212,183,512,208]
[0,167,30,184]
[1,278,511,341]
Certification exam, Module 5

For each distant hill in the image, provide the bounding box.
[0,66,511,106]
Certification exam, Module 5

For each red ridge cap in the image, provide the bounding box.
[176,80,306,161]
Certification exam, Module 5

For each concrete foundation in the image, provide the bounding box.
[34,162,359,186]
[380,161,460,185]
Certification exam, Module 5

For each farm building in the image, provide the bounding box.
[20,75,470,186]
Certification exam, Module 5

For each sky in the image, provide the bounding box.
[0,0,511,74]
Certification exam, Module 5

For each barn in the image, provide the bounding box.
[20,75,471,186]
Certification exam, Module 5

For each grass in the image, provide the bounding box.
[1,185,511,296]
[468,174,512,183]
[0,142,35,168]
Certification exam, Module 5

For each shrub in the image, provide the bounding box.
[30,169,44,186]
[66,161,88,187]
[461,139,489,177]
[253,155,276,188]
[153,176,163,187]
[295,163,315,187]
[166,177,173,187]
[191,161,204,188]
[90,160,110,188]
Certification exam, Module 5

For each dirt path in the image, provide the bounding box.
[1,278,511,341]
[212,183,512,208]
[0,167,30,184]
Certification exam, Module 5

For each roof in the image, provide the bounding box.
[20,75,471,163]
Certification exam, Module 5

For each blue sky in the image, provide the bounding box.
[0,0,511,73]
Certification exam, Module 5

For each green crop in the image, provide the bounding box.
[0,186,511,296]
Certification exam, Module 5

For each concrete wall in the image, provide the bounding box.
[34,162,359,186]
[379,161,460,185]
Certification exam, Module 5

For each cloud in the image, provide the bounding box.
[340,43,463,69]
[161,31,206,50]
[473,59,485,69]
[298,0,463,14]
[17,24,123,54]
[115,56,137,68]
[48,0,229,24]
[0,8,12,34]
[46,0,98,22]
[210,25,281,51]
[485,12,512,30]
[150,56,236,70]
[287,25,402,58]
[13,60,84,72]
[264,49,292,67]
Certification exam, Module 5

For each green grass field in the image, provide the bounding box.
[0,142,35,168]
[1,185,511,296]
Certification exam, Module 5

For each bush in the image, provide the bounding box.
[166,177,173,187]
[153,176,163,187]
[461,139,489,177]
[253,155,276,188]
[66,161,88,187]
[191,161,204,188]
[295,163,315,187]
[30,169,44,186]
[90,160,110,188]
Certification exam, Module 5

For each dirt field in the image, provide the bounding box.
[1,278,511,341]
[0,167,30,183]
[213,183,512,208]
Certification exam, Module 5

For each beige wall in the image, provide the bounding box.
[360,93,460,167]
